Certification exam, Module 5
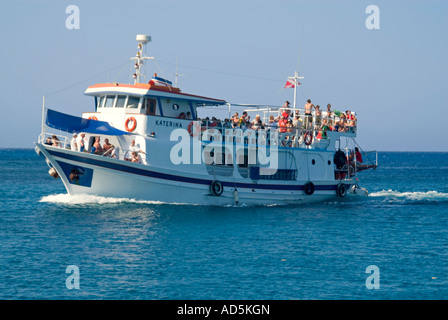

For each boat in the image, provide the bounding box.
[34,34,378,205]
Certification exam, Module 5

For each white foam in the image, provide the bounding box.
[39,193,169,205]
[369,190,448,201]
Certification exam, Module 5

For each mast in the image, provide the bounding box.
[287,71,304,110]
[174,57,185,87]
[131,34,155,84]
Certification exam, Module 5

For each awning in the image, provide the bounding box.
[45,108,130,136]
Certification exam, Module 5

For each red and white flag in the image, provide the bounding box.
[284,79,300,88]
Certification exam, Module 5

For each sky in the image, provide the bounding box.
[0,0,447,151]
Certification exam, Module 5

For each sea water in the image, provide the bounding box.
[0,149,446,299]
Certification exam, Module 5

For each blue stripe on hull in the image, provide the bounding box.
[47,149,339,192]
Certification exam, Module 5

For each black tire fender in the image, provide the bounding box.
[210,180,223,196]
[337,183,347,198]
[304,181,315,195]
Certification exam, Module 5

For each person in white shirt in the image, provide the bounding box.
[70,133,78,151]
[77,133,87,152]
[126,140,146,161]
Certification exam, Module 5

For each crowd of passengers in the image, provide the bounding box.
[193,100,357,138]
[45,134,145,162]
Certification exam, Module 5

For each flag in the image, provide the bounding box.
[284,79,300,88]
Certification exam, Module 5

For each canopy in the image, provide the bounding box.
[45,108,130,136]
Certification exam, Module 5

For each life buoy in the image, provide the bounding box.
[337,183,347,198]
[334,150,346,170]
[304,181,315,195]
[88,116,98,120]
[304,131,313,146]
[188,121,201,137]
[210,180,223,196]
[125,117,137,132]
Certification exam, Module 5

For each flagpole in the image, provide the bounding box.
[293,71,297,111]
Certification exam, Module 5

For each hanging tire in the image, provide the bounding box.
[210,180,223,196]
[304,181,315,195]
[337,183,347,198]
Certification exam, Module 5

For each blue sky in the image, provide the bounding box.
[0,0,447,151]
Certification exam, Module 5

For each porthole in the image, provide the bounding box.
[328,160,331,165]
[172,104,179,110]
[312,159,316,165]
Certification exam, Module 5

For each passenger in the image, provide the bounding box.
[177,112,187,119]
[70,133,78,151]
[252,119,261,131]
[345,110,354,126]
[131,151,140,163]
[126,139,146,160]
[209,116,218,127]
[239,111,248,126]
[278,116,288,133]
[315,105,322,129]
[337,117,347,132]
[44,137,52,145]
[223,118,232,129]
[102,138,114,156]
[93,136,104,155]
[326,104,332,114]
[268,115,277,130]
[186,111,191,119]
[110,146,119,159]
[355,147,363,163]
[52,135,62,147]
[304,99,315,129]
[320,119,330,139]
[286,119,293,133]
[78,133,86,152]
[243,119,252,131]
[345,110,357,132]
[231,112,239,124]
[252,114,261,125]
[281,101,291,118]
[325,111,334,129]
[293,113,303,133]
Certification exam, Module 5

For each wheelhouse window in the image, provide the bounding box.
[104,95,115,108]
[127,96,140,108]
[116,95,126,108]
[97,96,105,109]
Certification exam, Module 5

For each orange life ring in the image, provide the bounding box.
[88,116,98,120]
[125,117,137,132]
[187,121,201,137]
[304,131,313,146]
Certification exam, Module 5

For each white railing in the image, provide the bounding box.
[37,132,147,164]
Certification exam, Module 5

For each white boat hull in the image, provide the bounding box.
[36,143,351,206]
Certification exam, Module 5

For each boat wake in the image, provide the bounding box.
[39,193,185,205]
[369,190,448,203]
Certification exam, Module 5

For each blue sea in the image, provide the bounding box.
[0,149,447,300]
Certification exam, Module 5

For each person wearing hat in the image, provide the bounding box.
[70,133,78,151]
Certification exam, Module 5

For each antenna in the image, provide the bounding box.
[174,57,185,87]
[131,34,155,84]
